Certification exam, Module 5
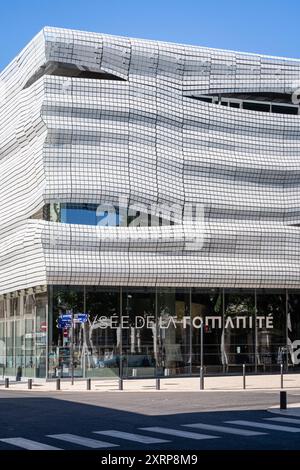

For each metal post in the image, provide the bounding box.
[201,319,204,376]
[243,363,246,390]
[87,378,91,390]
[281,363,284,389]
[28,379,32,390]
[280,390,287,409]
[4,378,9,388]
[119,377,123,391]
[70,309,74,386]
[254,289,258,374]
[156,377,160,390]
[200,366,204,390]
[56,378,61,390]
[119,288,123,387]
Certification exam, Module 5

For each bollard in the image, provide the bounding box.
[28,379,33,390]
[281,363,284,389]
[156,378,160,390]
[243,364,246,390]
[87,378,91,390]
[56,378,61,391]
[280,390,287,409]
[4,378,9,388]
[132,368,137,378]
[200,366,204,390]
[119,377,123,391]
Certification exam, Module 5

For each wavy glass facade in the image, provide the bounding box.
[1,27,300,379]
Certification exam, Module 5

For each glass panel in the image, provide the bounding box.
[0,299,6,377]
[36,293,47,378]
[48,203,168,227]
[224,289,255,372]
[287,291,300,370]
[191,288,223,374]
[122,288,156,378]
[256,290,286,372]
[157,288,190,376]
[50,286,84,378]
[24,294,36,377]
[6,319,15,376]
[61,203,99,225]
[15,316,23,380]
[85,287,120,378]
[24,318,35,377]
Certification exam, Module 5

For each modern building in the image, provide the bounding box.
[1,27,300,380]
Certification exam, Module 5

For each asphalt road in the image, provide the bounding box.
[0,390,300,450]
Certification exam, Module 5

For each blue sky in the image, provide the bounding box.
[0,0,300,70]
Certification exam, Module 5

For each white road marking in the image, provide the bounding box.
[183,423,266,436]
[0,437,61,450]
[94,430,169,444]
[47,433,118,448]
[266,417,300,425]
[226,420,300,433]
[140,427,219,440]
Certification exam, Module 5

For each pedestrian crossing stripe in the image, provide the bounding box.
[94,430,170,444]
[0,437,62,450]
[1,417,300,450]
[47,433,118,448]
[226,420,300,433]
[183,423,267,436]
[140,427,219,440]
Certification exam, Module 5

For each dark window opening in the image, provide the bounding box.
[190,96,213,103]
[272,105,298,115]
[229,102,240,108]
[185,93,299,116]
[207,92,295,104]
[243,102,270,113]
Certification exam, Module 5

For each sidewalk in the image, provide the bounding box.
[1,373,300,393]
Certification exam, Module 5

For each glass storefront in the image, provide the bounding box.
[256,290,287,372]
[287,291,300,370]
[223,290,255,372]
[122,288,156,377]
[157,288,190,376]
[1,286,300,378]
[191,288,223,373]
[0,290,47,379]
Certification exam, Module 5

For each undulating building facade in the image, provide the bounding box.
[1,27,300,379]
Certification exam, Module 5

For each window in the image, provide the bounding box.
[185,93,299,115]
[40,203,175,227]
[272,105,298,115]
[243,102,270,113]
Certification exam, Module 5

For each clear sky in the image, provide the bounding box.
[1,0,300,70]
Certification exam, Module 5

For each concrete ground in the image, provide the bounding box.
[0,388,300,450]
[1,372,300,393]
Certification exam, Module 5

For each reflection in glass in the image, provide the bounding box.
[287,291,300,369]
[50,286,84,378]
[191,289,222,373]
[85,287,120,378]
[122,288,156,377]
[256,290,286,371]
[224,290,255,371]
[157,288,190,376]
